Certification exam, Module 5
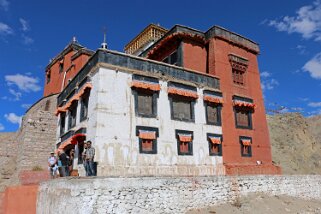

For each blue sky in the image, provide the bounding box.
[1,0,321,132]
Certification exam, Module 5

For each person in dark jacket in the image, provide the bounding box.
[58,150,69,177]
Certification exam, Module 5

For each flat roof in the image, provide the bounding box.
[140,24,260,57]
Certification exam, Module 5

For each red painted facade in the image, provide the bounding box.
[43,41,93,97]
[145,25,280,175]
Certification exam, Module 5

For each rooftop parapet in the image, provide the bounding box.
[57,49,220,106]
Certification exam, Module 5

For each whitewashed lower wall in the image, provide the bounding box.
[37,175,321,214]
[86,67,224,176]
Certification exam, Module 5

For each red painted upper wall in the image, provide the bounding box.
[143,25,278,173]
[210,38,272,165]
[182,41,207,73]
[43,41,93,97]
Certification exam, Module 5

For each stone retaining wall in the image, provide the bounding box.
[37,175,321,214]
[0,132,18,181]
[15,94,58,171]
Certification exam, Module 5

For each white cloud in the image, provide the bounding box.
[0,22,13,35]
[22,34,34,45]
[268,0,321,41]
[0,0,9,11]
[308,102,321,107]
[299,97,309,102]
[296,45,308,55]
[19,18,30,32]
[302,53,321,79]
[8,88,22,101]
[21,104,31,109]
[260,71,279,90]
[261,79,279,90]
[260,71,271,78]
[307,108,321,116]
[0,123,4,131]
[4,113,22,126]
[5,73,41,92]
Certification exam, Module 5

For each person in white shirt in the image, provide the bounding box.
[48,152,58,178]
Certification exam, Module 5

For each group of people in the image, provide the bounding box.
[48,140,95,178]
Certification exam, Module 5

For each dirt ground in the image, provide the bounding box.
[187,194,321,214]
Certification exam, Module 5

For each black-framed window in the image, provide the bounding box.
[80,89,90,122]
[240,136,252,157]
[207,133,222,156]
[68,101,77,130]
[233,96,254,129]
[204,90,223,126]
[136,126,159,154]
[169,82,197,122]
[134,90,157,117]
[176,130,193,155]
[60,130,74,142]
[205,103,222,125]
[235,108,252,129]
[162,51,178,66]
[171,97,195,122]
[60,112,66,136]
[132,75,159,118]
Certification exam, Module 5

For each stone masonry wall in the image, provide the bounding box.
[37,175,321,214]
[16,94,58,171]
[0,132,18,180]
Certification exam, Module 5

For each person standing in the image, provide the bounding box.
[85,141,96,176]
[58,150,69,177]
[68,149,75,175]
[48,152,58,178]
[82,142,89,176]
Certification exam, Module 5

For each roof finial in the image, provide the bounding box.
[72,36,77,43]
[101,27,108,49]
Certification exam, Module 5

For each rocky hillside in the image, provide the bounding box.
[268,113,321,174]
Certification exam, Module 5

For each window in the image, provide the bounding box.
[240,136,252,157]
[68,101,77,129]
[136,126,158,154]
[206,103,221,125]
[60,113,66,136]
[233,96,254,129]
[172,98,194,121]
[136,90,154,116]
[229,54,248,86]
[235,108,252,128]
[46,70,51,84]
[203,91,223,125]
[132,75,159,118]
[59,60,64,73]
[207,134,222,156]
[80,89,90,121]
[170,51,178,65]
[232,69,245,85]
[176,130,193,155]
[169,83,197,122]
[162,51,178,66]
